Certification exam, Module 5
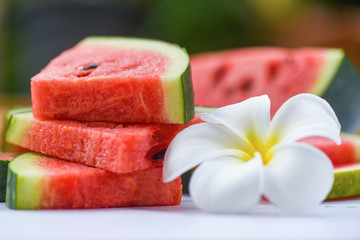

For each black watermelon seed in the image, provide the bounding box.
[80,64,99,70]
[153,149,166,160]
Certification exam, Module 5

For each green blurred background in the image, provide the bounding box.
[1,0,360,95]
[1,0,360,193]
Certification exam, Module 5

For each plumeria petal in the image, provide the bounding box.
[267,94,341,147]
[163,123,252,182]
[189,153,264,213]
[200,95,270,148]
[263,142,334,213]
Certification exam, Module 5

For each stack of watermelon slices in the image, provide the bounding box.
[2,37,198,210]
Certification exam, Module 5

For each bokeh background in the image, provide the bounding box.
[1,0,360,95]
[1,0,360,191]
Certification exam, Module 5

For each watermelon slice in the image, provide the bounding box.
[4,109,202,174]
[327,163,360,200]
[31,37,194,124]
[6,152,182,209]
[191,48,360,132]
[0,153,18,202]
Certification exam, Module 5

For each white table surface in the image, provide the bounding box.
[1,195,360,240]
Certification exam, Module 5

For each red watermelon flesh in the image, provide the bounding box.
[191,48,325,115]
[31,37,193,124]
[302,136,359,166]
[7,153,182,209]
[32,46,165,121]
[6,111,202,174]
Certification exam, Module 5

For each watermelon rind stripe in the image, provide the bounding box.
[311,49,344,96]
[195,105,215,114]
[4,106,32,122]
[321,55,360,132]
[6,153,44,209]
[5,111,33,147]
[180,66,194,123]
[164,65,194,123]
[5,161,16,209]
[327,163,360,199]
[0,160,9,202]
[1,106,32,152]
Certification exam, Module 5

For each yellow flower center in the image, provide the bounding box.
[239,132,278,165]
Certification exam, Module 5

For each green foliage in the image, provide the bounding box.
[138,0,270,53]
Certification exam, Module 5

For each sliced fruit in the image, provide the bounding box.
[327,163,360,199]
[31,36,194,124]
[6,152,182,209]
[5,110,202,174]
[191,48,360,132]
[0,153,18,202]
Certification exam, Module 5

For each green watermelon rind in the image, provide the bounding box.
[318,52,360,132]
[5,111,33,147]
[311,49,344,96]
[1,106,32,152]
[164,65,194,124]
[81,36,194,124]
[180,66,195,124]
[327,163,360,199]
[308,48,360,132]
[0,160,9,202]
[4,106,32,123]
[195,105,214,114]
[6,153,43,209]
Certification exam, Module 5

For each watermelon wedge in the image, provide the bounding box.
[6,152,182,209]
[4,109,202,174]
[327,163,360,200]
[31,37,194,124]
[0,153,18,202]
[191,48,360,132]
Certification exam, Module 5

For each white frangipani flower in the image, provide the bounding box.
[163,94,341,214]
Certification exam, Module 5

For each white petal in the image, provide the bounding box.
[267,94,341,147]
[163,123,252,182]
[189,153,264,213]
[263,142,334,213]
[200,95,270,147]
